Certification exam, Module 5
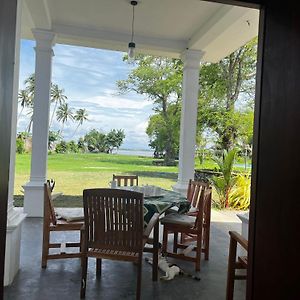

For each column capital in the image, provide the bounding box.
[32,29,56,51]
[180,49,204,70]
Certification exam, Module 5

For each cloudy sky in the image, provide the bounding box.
[18,40,153,150]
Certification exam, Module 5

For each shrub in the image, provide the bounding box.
[55,141,68,153]
[16,138,25,154]
[228,173,251,210]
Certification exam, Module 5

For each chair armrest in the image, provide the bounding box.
[143,213,159,238]
[229,231,248,251]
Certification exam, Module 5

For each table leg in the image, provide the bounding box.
[152,221,159,281]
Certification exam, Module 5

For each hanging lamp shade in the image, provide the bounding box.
[128,1,138,59]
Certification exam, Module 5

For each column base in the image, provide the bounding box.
[172,181,189,196]
[5,209,26,286]
[23,181,44,217]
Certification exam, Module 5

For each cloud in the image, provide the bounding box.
[18,40,154,149]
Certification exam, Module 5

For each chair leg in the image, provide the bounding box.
[226,238,237,300]
[162,227,168,254]
[173,232,178,253]
[136,255,142,300]
[195,233,202,272]
[204,227,210,260]
[41,227,50,268]
[80,256,88,299]
[152,222,159,281]
[96,258,102,278]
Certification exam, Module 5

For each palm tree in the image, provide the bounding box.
[49,84,67,128]
[56,103,74,136]
[18,89,33,120]
[72,108,89,137]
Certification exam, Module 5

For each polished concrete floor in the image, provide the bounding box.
[4,210,246,300]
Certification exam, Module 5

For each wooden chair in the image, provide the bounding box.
[181,182,212,260]
[161,187,212,271]
[41,180,83,268]
[226,231,248,300]
[112,174,139,186]
[80,188,159,300]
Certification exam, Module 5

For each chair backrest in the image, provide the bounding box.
[187,179,210,209]
[83,188,144,253]
[112,174,139,187]
[44,180,57,226]
[194,187,212,230]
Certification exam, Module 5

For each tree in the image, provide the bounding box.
[72,108,89,137]
[50,84,67,127]
[105,129,125,153]
[211,149,237,208]
[198,38,257,151]
[56,103,74,136]
[18,89,33,120]
[117,55,183,165]
[84,129,107,152]
[48,130,61,150]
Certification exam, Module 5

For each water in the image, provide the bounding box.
[114,149,154,157]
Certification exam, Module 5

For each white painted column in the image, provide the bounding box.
[23,29,55,217]
[173,50,204,195]
[5,0,26,286]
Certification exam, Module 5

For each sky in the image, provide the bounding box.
[18,40,153,150]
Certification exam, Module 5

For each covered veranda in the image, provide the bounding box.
[2,0,300,299]
[3,0,259,298]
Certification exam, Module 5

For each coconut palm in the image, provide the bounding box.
[56,103,74,136]
[72,108,89,137]
[49,84,67,128]
[18,89,33,120]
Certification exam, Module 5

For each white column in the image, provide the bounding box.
[23,29,55,217]
[173,50,204,195]
[5,0,26,286]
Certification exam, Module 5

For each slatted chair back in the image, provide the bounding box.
[194,187,212,230]
[83,188,144,253]
[187,179,209,208]
[203,187,212,226]
[44,180,57,226]
[113,174,139,187]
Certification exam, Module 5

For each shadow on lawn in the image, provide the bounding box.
[14,195,83,207]
[127,171,178,180]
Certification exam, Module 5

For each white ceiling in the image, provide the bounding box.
[21,0,259,62]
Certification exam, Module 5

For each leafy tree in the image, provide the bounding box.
[84,129,107,152]
[56,103,74,135]
[55,140,68,153]
[67,140,79,153]
[117,55,182,165]
[77,137,86,153]
[198,38,257,151]
[105,129,125,153]
[48,130,61,150]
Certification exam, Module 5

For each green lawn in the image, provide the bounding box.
[14,152,250,207]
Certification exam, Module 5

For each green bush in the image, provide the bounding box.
[228,173,251,210]
[16,138,25,154]
[55,141,68,153]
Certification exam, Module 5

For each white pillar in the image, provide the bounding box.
[23,29,55,217]
[173,50,204,195]
[5,0,26,286]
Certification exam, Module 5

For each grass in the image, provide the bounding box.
[14,152,251,207]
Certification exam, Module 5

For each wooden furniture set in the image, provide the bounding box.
[41,177,223,298]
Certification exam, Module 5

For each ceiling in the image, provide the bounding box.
[21,0,259,62]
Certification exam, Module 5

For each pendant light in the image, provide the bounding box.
[128,1,138,59]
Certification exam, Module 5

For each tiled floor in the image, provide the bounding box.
[4,210,246,300]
